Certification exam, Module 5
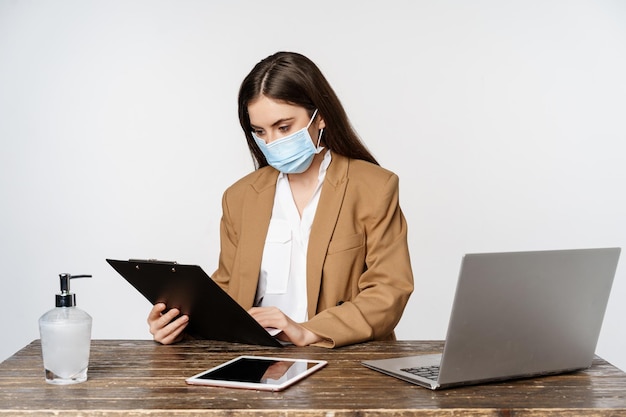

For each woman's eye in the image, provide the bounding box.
[252,129,264,136]
[278,125,290,133]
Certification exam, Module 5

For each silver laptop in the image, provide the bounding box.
[362,247,621,390]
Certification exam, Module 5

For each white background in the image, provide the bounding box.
[1,0,624,371]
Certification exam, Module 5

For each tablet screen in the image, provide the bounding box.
[186,356,327,391]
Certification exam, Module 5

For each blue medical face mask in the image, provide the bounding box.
[252,109,324,174]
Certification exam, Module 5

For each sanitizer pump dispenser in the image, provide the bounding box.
[38,273,93,384]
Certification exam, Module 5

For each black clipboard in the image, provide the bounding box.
[106,259,283,348]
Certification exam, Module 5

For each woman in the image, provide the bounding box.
[148,52,414,348]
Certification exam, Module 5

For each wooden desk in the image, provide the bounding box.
[1,340,625,416]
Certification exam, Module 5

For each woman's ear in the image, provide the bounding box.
[316,114,326,130]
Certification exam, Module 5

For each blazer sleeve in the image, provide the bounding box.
[303,172,414,347]
[211,188,239,293]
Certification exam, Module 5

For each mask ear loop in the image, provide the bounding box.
[307,109,319,129]
[317,128,324,148]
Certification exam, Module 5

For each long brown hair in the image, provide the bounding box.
[238,52,378,169]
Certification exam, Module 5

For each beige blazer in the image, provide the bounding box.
[212,153,414,347]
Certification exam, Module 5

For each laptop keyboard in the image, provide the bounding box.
[401,365,440,380]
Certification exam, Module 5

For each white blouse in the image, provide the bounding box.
[254,151,332,323]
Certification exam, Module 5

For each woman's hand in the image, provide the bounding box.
[147,303,189,345]
[248,306,322,346]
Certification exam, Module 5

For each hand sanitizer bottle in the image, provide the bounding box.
[38,273,93,384]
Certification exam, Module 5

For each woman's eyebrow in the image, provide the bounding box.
[250,117,295,129]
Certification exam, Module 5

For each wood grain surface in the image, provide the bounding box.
[1,339,625,416]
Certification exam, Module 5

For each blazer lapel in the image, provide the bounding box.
[236,168,278,308]
[306,153,349,319]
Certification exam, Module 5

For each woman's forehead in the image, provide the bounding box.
[248,96,308,126]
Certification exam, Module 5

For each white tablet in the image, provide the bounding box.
[185,355,327,391]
